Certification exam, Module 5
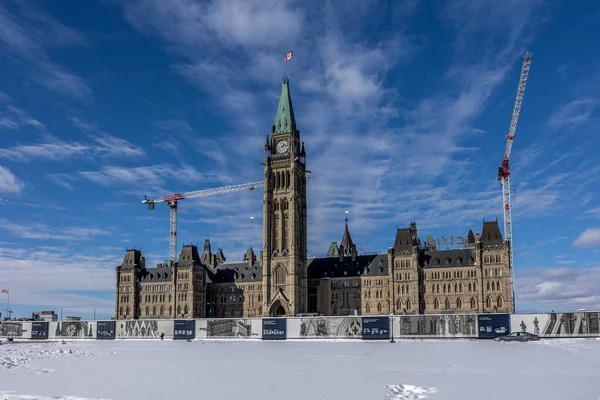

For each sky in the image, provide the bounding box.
[0,0,599,320]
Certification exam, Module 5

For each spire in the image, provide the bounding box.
[340,211,354,257]
[273,78,296,135]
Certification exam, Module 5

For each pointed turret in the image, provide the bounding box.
[340,212,355,257]
[273,78,296,135]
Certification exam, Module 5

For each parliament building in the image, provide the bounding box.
[114,78,512,320]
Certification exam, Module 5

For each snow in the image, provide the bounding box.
[1,338,599,400]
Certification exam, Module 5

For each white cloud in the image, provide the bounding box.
[77,163,208,189]
[0,219,109,241]
[517,265,600,311]
[0,245,117,315]
[0,2,91,99]
[573,229,600,248]
[0,165,25,194]
[0,134,145,162]
[548,99,597,130]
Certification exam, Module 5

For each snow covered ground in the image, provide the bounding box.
[1,338,599,400]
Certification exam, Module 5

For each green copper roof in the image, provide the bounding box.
[273,78,296,135]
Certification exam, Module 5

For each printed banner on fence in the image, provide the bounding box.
[31,321,49,339]
[174,320,196,340]
[96,321,116,340]
[362,316,390,340]
[262,318,286,340]
[478,313,510,339]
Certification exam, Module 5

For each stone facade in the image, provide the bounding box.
[114,77,512,319]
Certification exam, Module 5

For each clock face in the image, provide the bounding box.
[276,140,289,154]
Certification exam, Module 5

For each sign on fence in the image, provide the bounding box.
[262,318,286,340]
[174,320,196,340]
[478,313,510,339]
[97,321,116,340]
[362,316,390,340]
[31,321,49,339]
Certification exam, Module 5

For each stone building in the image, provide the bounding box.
[114,77,512,320]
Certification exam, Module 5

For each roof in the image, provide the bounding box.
[481,219,503,245]
[273,78,296,135]
[421,248,476,269]
[139,267,173,282]
[307,254,388,279]
[340,223,355,256]
[209,261,263,284]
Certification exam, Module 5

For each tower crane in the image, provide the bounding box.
[497,52,533,314]
[142,181,265,262]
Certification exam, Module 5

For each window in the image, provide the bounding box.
[497,296,503,308]
[486,296,492,308]
[275,265,286,287]
[366,304,371,313]
[434,299,439,310]
[406,299,412,310]
[456,298,462,309]
[470,298,476,309]
[445,298,451,310]
[377,303,382,313]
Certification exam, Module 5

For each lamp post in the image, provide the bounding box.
[389,313,395,343]
[60,307,63,321]
[93,309,96,320]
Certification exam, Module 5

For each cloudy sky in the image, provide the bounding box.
[0,0,599,319]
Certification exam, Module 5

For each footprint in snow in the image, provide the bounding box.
[385,384,438,400]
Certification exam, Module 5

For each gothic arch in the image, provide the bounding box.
[275,264,287,287]
[445,298,451,310]
[470,297,477,309]
[269,299,287,316]
[456,298,463,309]
[497,296,504,308]
[433,298,439,310]
[485,296,492,309]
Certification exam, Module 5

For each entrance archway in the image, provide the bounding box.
[270,300,287,317]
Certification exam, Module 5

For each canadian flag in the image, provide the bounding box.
[285,50,294,62]
[1,289,8,294]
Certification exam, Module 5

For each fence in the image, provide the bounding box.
[1,311,599,341]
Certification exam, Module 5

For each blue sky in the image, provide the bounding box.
[0,0,599,320]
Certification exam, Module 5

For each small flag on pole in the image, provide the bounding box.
[1,289,8,294]
[285,50,294,62]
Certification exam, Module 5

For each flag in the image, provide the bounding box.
[285,50,294,62]
[1,289,8,294]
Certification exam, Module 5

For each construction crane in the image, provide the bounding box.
[142,181,265,262]
[497,52,533,314]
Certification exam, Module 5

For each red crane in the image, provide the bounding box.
[497,52,533,313]
[142,181,265,262]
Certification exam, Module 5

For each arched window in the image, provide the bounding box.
[459,283,463,293]
[184,304,188,315]
[432,284,435,293]
[497,296,503,308]
[366,304,371,313]
[443,284,447,293]
[456,298,462,309]
[160,305,164,316]
[486,296,492,308]
[377,303,382,313]
[152,305,156,315]
[497,281,501,291]
[487,281,491,291]
[126,306,130,315]
[492,281,496,291]
[406,299,412,310]
[434,298,439,310]
[396,299,401,310]
[469,282,472,292]
[177,305,181,315]
[470,297,476,309]
[406,286,409,295]
[473,282,477,291]
[420,299,426,312]
[445,298,451,310]
[145,306,149,316]
[436,284,440,293]
[275,265,286,287]
[119,306,123,316]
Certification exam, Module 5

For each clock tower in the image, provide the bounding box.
[261,77,308,317]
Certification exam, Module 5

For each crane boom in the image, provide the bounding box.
[142,181,265,262]
[497,52,533,314]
